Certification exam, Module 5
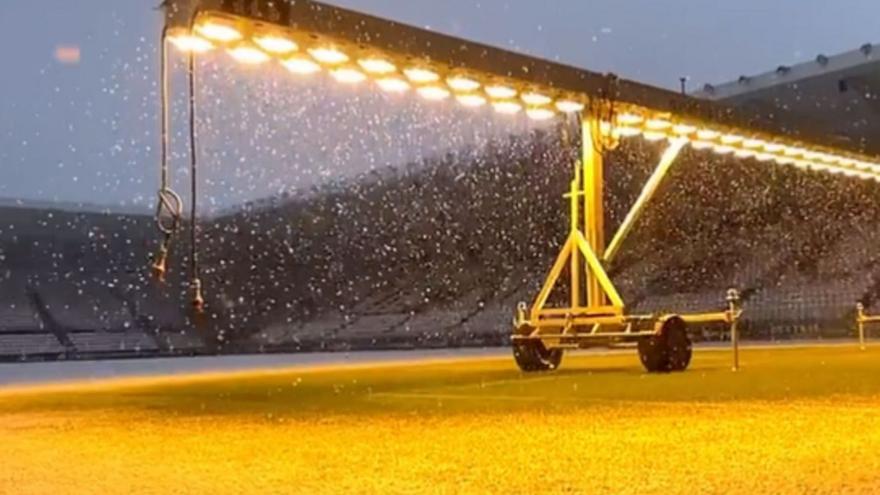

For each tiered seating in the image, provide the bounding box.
[67,331,158,355]
[0,333,64,359]
[38,282,132,331]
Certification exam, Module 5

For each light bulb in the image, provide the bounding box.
[404,68,440,83]
[447,76,481,92]
[485,85,517,99]
[331,67,367,84]
[457,94,487,107]
[282,56,321,75]
[526,107,556,121]
[228,44,270,64]
[555,100,584,113]
[521,92,552,106]
[359,58,397,74]
[493,100,522,114]
[253,35,297,54]
[417,86,450,100]
[195,18,242,43]
[308,47,349,65]
[168,33,214,53]
[376,77,410,93]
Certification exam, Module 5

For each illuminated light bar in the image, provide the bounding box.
[330,67,367,84]
[774,155,796,165]
[644,119,672,131]
[521,92,552,106]
[672,124,697,135]
[642,131,668,142]
[195,17,243,43]
[457,93,487,107]
[720,134,743,145]
[404,68,440,83]
[376,77,410,93]
[358,58,397,74]
[485,85,517,99]
[493,100,522,115]
[282,56,321,74]
[253,34,298,54]
[734,148,757,159]
[713,145,735,155]
[696,129,720,140]
[164,3,880,181]
[308,47,349,65]
[228,43,270,64]
[526,107,556,121]
[168,32,214,53]
[446,76,481,92]
[556,100,585,113]
[417,85,451,100]
[616,113,644,125]
[614,126,642,138]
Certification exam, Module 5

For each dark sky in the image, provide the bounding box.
[0,0,877,209]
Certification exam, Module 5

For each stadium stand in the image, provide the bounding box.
[3,116,880,360]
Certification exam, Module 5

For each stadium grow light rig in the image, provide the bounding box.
[160,0,880,372]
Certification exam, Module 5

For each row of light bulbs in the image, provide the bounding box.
[604,113,880,181]
[166,14,587,121]
[166,14,880,181]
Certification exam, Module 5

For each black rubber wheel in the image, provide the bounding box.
[664,317,692,371]
[513,339,563,372]
[637,334,669,372]
[637,316,692,373]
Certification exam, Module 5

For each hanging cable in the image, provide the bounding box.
[187,50,206,315]
[152,26,183,283]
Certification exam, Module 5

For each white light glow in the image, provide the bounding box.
[526,108,556,121]
[253,35,298,54]
[720,134,743,145]
[672,124,697,135]
[228,44,270,64]
[195,19,243,43]
[308,47,349,65]
[358,58,397,74]
[555,100,585,113]
[446,76,481,92]
[417,85,451,100]
[521,92,552,106]
[645,119,672,130]
[404,68,440,83]
[168,34,214,53]
[457,94,487,107]
[331,67,367,84]
[485,85,517,99]
[696,129,720,140]
[282,56,321,74]
[493,100,522,114]
[616,113,644,125]
[376,77,410,93]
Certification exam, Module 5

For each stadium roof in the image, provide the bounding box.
[695,43,879,155]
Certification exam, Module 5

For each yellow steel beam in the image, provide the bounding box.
[582,117,607,307]
[573,230,624,308]
[529,235,575,322]
[604,138,688,263]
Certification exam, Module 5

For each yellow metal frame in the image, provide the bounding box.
[515,112,742,367]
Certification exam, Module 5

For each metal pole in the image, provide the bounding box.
[727,288,741,371]
[857,302,866,350]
